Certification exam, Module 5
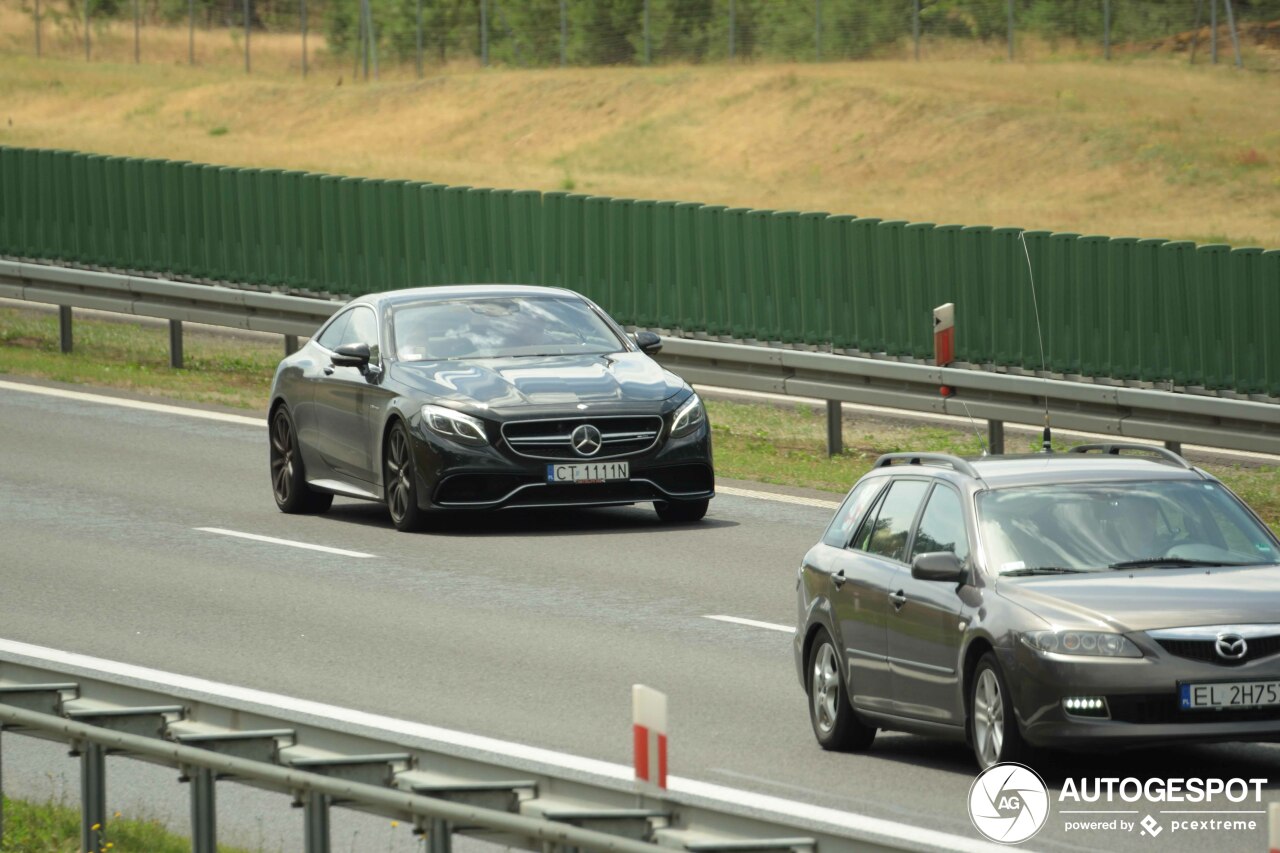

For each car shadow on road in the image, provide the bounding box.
[321,500,739,537]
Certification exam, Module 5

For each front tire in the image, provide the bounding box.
[654,498,709,523]
[384,422,428,532]
[270,407,333,514]
[806,631,876,751]
[969,652,1031,769]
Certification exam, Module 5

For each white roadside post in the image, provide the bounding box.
[1269,802,1280,853]
[632,684,667,791]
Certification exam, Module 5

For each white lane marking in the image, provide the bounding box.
[0,380,265,427]
[704,615,795,634]
[194,527,375,559]
[0,638,1004,852]
[718,485,840,509]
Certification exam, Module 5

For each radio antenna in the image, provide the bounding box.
[1019,230,1053,453]
[957,398,988,457]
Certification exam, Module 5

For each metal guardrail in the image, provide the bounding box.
[0,642,1005,853]
[1,259,1277,457]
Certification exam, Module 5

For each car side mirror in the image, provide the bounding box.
[911,551,967,584]
[633,331,663,355]
[331,341,371,368]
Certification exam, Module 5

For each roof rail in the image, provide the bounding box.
[872,452,981,479]
[1066,443,1193,469]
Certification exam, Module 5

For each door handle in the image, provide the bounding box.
[831,569,846,589]
[888,589,907,609]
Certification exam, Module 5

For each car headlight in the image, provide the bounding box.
[422,404,489,446]
[671,394,705,438]
[1022,630,1142,658]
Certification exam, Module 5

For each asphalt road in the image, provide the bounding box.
[1,377,1277,853]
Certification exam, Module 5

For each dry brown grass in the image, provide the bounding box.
[2,4,1278,247]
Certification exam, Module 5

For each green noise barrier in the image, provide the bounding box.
[0,145,1277,398]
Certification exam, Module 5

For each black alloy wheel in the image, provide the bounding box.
[654,497,709,523]
[270,407,333,514]
[385,422,428,532]
[806,629,876,751]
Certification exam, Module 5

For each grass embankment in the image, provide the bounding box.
[1,3,1278,247]
[2,306,1276,533]
[0,796,257,853]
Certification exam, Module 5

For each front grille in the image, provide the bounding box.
[501,416,663,460]
[1156,636,1280,667]
[1107,694,1280,725]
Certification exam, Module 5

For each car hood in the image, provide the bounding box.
[996,564,1280,633]
[389,352,686,410]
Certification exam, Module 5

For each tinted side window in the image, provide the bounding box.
[315,312,351,350]
[822,479,884,548]
[342,307,380,359]
[861,480,930,562]
[910,484,970,563]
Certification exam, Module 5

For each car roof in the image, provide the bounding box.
[867,449,1207,490]
[349,284,580,308]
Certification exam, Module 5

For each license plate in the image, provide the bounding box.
[1179,680,1280,710]
[546,461,629,484]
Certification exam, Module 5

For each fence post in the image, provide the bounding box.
[480,0,488,66]
[134,0,140,63]
[59,306,73,353]
[415,0,422,77]
[728,0,735,58]
[988,420,1005,455]
[1165,440,1183,456]
[1190,0,1203,64]
[428,818,452,853]
[80,742,107,853]
[85,0,91,60]
[284,334,299,355]
[1211,0,1218,63]
[244,0,251,72]
[1006,0,1013,60]
[34,0,40,56]
[1,729,5,842]
[188,0,194,63]
[169,319,184,369]
[559,0,567,66]
[305,791,331,853]
[1103,0,1110,60]
[303,0,309,76]
[1223,0,1242,67]
[912,0,920,60]
[190,766,217,853]
[815,0,822,61]
[643,0,650,65]
[826,401,842,456]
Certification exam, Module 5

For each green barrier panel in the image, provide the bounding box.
[743,209,775,342]
[88,154,111,267]
[399,181,425,288]
[418,183,446,286]
[218,166,244,283]
[199,164,223,281]
[899,222,934,359]
[1195,244,1233,390]
[1229,247,1265,395]
[356,179,383,292]
[181,163,204,278]
[80,153,105,266]
[539,191,567,289]
[721,208,750,340]
[845,217,881,352]
[631,199,658,328]
[1156,241,1197,387]
[104,157,129,270]
[795,211,826,345]
[695,204,726,336]
[337,176,365,293]
[296,173,323,289]
[119,158,146,271]
[580,196,611,310]
[439,186,469,284]
[769,211,799,344]
[1262,250,1280,397]
[0,147,12,254]
[463,187,494,286]
[955,225,996,365]
[162,160,187,275]
[139,158,166,272]
[32,149,53,260]
[822,215,855,351]
[672,201,702,332]
[1102,237,1139,381]
[874,220,908,356]
[1129,238,1166,383]
[17,148,36,256]
[67,152,89,264]
[318,175,342,292]
[606,198,635,322]
[487,188,514,286]
[510,190,541,285]
[275,170,300,287]
[986,227,1025,368]
[1072,235,1109,377]
[922,224,962,361]
[1041,232,1080,374]
[379,179,407,290]
[652,200,678,329]
[1013,230,1051,373]
[255,169,281,285]
[238,168,265,284]
[47,150,70,262]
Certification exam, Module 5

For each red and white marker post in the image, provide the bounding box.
[934,302,955,397]
[632,684,667,790]
[1269,802,1280,853]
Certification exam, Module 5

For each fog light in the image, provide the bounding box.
[1062,696,1110,718]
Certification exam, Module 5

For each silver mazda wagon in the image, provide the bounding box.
[794,445,1280,769]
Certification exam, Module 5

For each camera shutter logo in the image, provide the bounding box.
[1215,633,1247,661]
[968,763,1050,844]
[571,424,602,457]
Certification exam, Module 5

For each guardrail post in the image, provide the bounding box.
[826,401,843,456]
[1164,440,1183,456]
[169,319,184,368]
[190,766,216,852]
[58,306,73,353]
[305,791,331,853]
[428,818,452,853]
[80,741,107,853]
[1,728,5,843]
[987,420,1005,455]
[284,334,299,355]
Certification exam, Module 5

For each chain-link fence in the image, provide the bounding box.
[12,0,1280,76]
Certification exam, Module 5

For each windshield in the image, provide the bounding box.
[978,480,1278,575]
[390,296,625,361]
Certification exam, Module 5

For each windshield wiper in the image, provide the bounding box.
[1109,557,1252,569]
[1002,566,1091,577]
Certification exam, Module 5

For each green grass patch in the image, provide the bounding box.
[1,306,1276,534]
[0,795,258,852]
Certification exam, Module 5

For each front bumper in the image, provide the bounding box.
[410,417,714,512]
[1004,639,1280,749]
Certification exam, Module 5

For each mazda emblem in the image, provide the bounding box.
[1215,633,1248,660]
[570,424,603,457]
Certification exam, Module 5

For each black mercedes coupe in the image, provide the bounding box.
[267,285,714,531]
